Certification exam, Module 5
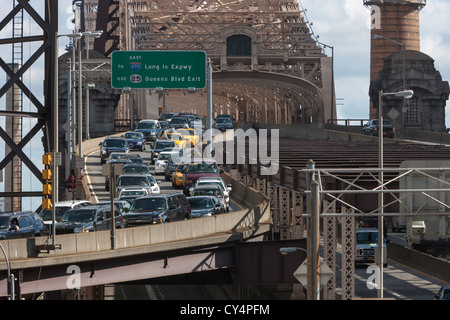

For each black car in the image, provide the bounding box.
[362,119,395,138]
[214,118,234,131]
[124,193,191,225]
[0,211,47,239]
[55,205,124,234]
[187,196,225,218]
[159,120,170,132]
[151,139,176,164]
[99,137,130,164]
[169,116,190,129]
[123,131,145,151]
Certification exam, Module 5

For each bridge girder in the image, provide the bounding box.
[0,1,58,204]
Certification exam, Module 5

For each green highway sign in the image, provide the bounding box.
[111,50,206,89]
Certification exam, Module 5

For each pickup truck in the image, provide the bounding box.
[362,119,395,138]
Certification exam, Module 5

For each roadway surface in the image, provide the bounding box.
[82,139,448,300]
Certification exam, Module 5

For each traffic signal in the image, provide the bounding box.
[42,153,52,209]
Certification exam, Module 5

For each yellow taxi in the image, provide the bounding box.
[171,163,186,188]
[169,132,187,148]
[177,128,199,147]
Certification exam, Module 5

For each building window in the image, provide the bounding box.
[406,96,419,124]
[226,35,251,57]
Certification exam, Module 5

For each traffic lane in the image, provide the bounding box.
[85,149,244,212]
[332,241,448,300]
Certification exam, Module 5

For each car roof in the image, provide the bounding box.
[194,184,221,189]
[187,195,217,200]
[356,228,378,232]
[105,137,127,140]
[54,200,90,207]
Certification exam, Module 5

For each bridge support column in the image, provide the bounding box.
[278,187,291,240]
[323,200,337,300]
[341,207,355,300]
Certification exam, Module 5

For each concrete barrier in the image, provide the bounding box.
[0,173,271,269]
[388,242,450,283]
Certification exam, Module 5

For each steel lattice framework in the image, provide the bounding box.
[96,0,332,124]
[0,1,58,207]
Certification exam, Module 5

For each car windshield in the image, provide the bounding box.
[123,166,150,175]
[197,181,224,189]
[186,162,218,174]
[103,139,127,148]
[188,198,214,209]
[171,118,187,124]
[118,176,149,186]
[124,132,142,139]
[177,130,191,136]
[157,153,172,161]
[216,118,232,123]
[176,164,185,172]
[40,207,73,221]
[356,231,378,244]
[0,216,10,228]
[131,198,167,211]
[171,134,183,140]
[370,120,390,125]
[137,122,157,129]
[61,209,96,223]
[194,188,222,197]
[155,141,175,149]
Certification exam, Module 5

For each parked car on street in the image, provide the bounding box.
[187,196,225,218]
[0,211,47,239]
[55,205,124,234]
[124,193,191,225]
[123,131,145,151]
[362,119,395,138]
[99,137,129,164]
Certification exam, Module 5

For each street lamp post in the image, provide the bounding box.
[77,31,103,157]
[374,35,407,129]
[378,89,413,298]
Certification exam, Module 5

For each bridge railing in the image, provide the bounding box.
[0,173,271,264]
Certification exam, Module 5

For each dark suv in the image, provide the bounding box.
[99,137,129,164]
[55,205,124,234]
[0,211,47,239]
[124,193,191,225]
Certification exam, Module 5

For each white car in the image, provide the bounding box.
[154,151,185,175]
[118,187,149,198]
[190,177,232,211]
[147,175,161,194]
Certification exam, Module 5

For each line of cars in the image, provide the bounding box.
[1,114,234,239]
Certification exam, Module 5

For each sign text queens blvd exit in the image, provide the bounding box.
[111,51,206,89]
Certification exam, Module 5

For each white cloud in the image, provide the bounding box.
[299,0,450,124]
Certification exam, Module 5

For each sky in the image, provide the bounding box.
[300,0,450,124]
[1,0,450,211]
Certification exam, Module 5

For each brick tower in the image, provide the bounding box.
[365,0,426,117]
